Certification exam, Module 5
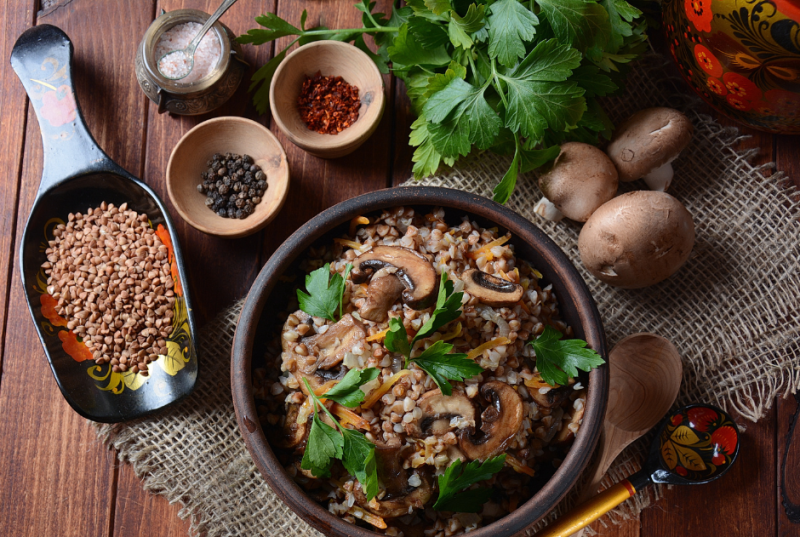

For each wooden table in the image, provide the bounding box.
[0,1,798,535]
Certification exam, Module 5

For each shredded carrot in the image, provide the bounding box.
[362,369,412,409]
[349,216,370,237]
[334,238,364,250]
[517,300,531,314]
[347,507,387,529]
[497,270,512,282]
[466,336,511,361]
[505,454,536,477]
[441,322,462,342]
[332,403,371,430]
[366,328,389,342]
[532,268,543,279]
[467,233,511,260]
[524,373,559,390]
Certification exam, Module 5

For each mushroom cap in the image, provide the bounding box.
[406,389,475,438]
[359,274,405,322]
[459,381,524,460]
[538,142,619,222]
[461,269,524,307]
[351,245,437,309]
[578,190,695,288]
[607,107,694,182]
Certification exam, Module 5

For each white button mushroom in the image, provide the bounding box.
[534,142,619,222]
[578,191,695,288]
[606,107,694,192]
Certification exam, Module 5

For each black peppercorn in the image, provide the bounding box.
[199,151,269,219]
[197,184,205,193]
[255,170,266,181]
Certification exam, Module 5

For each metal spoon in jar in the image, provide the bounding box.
[536,403,741,537]
[157,0,239,81]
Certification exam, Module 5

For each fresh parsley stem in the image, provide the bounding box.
[303,378,343,433]
[363,8,383,32]
[489,58,508,109]
[300,26,400,36]
[467,54,484,86]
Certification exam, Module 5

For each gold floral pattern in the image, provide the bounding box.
[664,0,800,133]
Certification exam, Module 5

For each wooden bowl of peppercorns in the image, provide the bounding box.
[166,117,290,238]
[269,40,385,159]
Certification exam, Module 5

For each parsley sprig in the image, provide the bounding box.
[297,263,353,322]
[385,271,483,395]
[300,368,380,499]
[239,0,647,203]
[433,455,506,512]
[529,325,605,386]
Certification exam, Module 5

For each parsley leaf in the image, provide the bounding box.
[536,0,612,52]
[487,0,539,67]
[602,0,642,53]
[448,4,486,49]
[389,24,452,67]
[301,412,344,478]
[414,271,464,341]
[342,429,379,499]
[492,138,521,204]
[410,340,483,395]
[433,456,506,512]
[301,378,380,499]
[237,13,301,45]
[296,263,352,322]
[385,317,412,359]
[323,367,380,408]
[529,325,606,386]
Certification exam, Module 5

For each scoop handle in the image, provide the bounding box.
[10,24,120,193]
[535,473,648,537]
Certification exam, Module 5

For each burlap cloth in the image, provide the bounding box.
[95,55,800,536]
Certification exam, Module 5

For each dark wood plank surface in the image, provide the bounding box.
[0,1,798,536]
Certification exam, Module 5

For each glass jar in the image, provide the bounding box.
[135,9,248,116]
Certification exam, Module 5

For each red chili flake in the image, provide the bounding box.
[297,72,361,135]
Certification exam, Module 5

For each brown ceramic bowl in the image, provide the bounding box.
[231,187,608,537]
[269,40,385,158]
[166,117,289,238]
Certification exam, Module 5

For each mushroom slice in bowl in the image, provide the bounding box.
[351,246,437,309]
[462,269,524,307]
[405,390,475,438]
[460,381,524,460]
[355,445,433,518]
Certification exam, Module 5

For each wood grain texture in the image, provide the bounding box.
[641,407,776,535]
[778,394,800,537]
[0,0,156,533]
[0,0,35,377]
[112,460,191,537]
[776,128,800,537]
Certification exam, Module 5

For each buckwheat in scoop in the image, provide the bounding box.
[42,202,176,376]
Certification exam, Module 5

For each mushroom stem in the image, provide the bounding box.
[533,198,564,222]
[643,162,674,192]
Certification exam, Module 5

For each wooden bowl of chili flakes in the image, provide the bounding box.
[269,40,385,159]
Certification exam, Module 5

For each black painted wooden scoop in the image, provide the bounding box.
[11,24,198,422]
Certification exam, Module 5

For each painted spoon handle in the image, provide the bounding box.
[535,480,639,537]
[10,24,118,192]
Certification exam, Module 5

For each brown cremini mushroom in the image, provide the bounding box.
[359,273,405,322]
[459,381,524,460]
[351,246,437,309]
[578,190,695,288]
[534,142,619,222]
[461,269,524,307]
[282,311,366,391]
[271,404,308,449]
[405,389,475,438]
[355,445,433,518]
[606,107,693,191]
[529,385,569,409]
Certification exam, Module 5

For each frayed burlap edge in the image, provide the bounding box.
[94,54,799,537]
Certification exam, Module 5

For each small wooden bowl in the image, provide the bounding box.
[269,41,385,159]
[166,117,289,238]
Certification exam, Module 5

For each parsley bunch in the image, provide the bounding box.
[385,271,483,394]
[239,0,646,203]
[300,368,381,498]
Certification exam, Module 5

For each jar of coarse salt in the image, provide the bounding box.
[135,9,248,115]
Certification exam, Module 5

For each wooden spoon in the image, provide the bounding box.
[571,333,682,534]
